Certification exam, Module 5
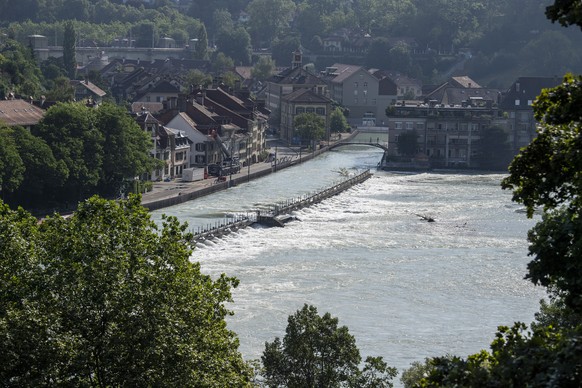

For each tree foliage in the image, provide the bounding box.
[294,112,326,144]
[260,304,397,387]
[251,56,275,82]
[7,102,159,209]
[329,108,350,133]
[0,127,24,193]
[546,0,582,30]
[397,130,419,157]
[0,195,253,386]
[195,24,208,60]
[246,0,296,48]
[62,21,76,79]
[0,39,43,99]
[475,126,514,171]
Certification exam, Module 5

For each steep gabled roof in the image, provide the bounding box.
[282,88,332,104]
[499,76,561,109]
[269,66,326,86]
[70,80,107,97]
[0,99,45,127]
[450,76,481,89]
[131,102,164,114]
[328,63,365,84]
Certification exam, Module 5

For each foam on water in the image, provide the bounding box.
[152,148,545,378]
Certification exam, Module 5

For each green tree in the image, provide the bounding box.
[45,76,74,102]
[195,24,209,60]
[251,56,275,82]
[475,126,514,171]
[271,36,302,67]
[63,21,77,79]
[294,112,325,145]
[0,128,24,194]
[0,195,253,386]
[396,130,419,157]
[546,0,582,29]
[365,37,391,69]
[261,304,397,387]
[212,52,235,74]
[216,26,252,65]
[93,103,160,196]
[501,74,582,310]
[329,108,349,133]
[33,102,102,202]
[0,39,43,99]
[1,125,66,208]
[247,0,296,48]
[184,69,213,90]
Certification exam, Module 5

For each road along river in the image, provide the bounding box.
[151,144,546,377]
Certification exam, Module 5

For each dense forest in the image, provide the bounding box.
[0,0,581,87]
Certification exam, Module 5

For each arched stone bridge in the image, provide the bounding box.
[328,140,389,153]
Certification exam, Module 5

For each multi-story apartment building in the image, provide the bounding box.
[386,98,505,168]
[280,88,332,144]
[499,76,561,153]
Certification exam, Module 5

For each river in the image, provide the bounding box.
[151,140,546,379]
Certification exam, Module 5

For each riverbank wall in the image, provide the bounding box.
[142,132,360,212]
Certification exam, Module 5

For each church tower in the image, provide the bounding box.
[292,48,302,69]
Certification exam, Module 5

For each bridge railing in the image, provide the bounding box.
[192,169,372,244]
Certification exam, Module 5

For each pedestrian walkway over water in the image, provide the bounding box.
[193,169,372,244]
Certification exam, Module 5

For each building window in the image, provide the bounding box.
[195,143,205,151]
[296,107,305,114]
[306,107,315,113]
[363,82,367,88]
[515,99,520,106]
[316,107,325,115]
[406,122,413,130]
[354,98,358,103]
[527,100,533,105]
[395,122,402,129]
[195,155,206,163]
[416,122,424,130]
[354,82,358,88]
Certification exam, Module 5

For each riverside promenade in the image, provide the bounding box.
[141,132,359,212]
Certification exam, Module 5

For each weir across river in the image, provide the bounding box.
[192,169,372,244]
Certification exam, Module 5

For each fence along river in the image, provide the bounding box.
[151,140,546,379]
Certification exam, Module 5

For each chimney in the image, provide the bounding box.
[195,91,205,105]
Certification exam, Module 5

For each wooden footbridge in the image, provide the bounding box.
[192,169,372,244]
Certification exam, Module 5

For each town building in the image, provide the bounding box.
[280,88,332,144]
[385,96,504,168]
[499,76,561,153]
[70,79,107,105]
[263,49,328,130]
[323,64,384,127]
